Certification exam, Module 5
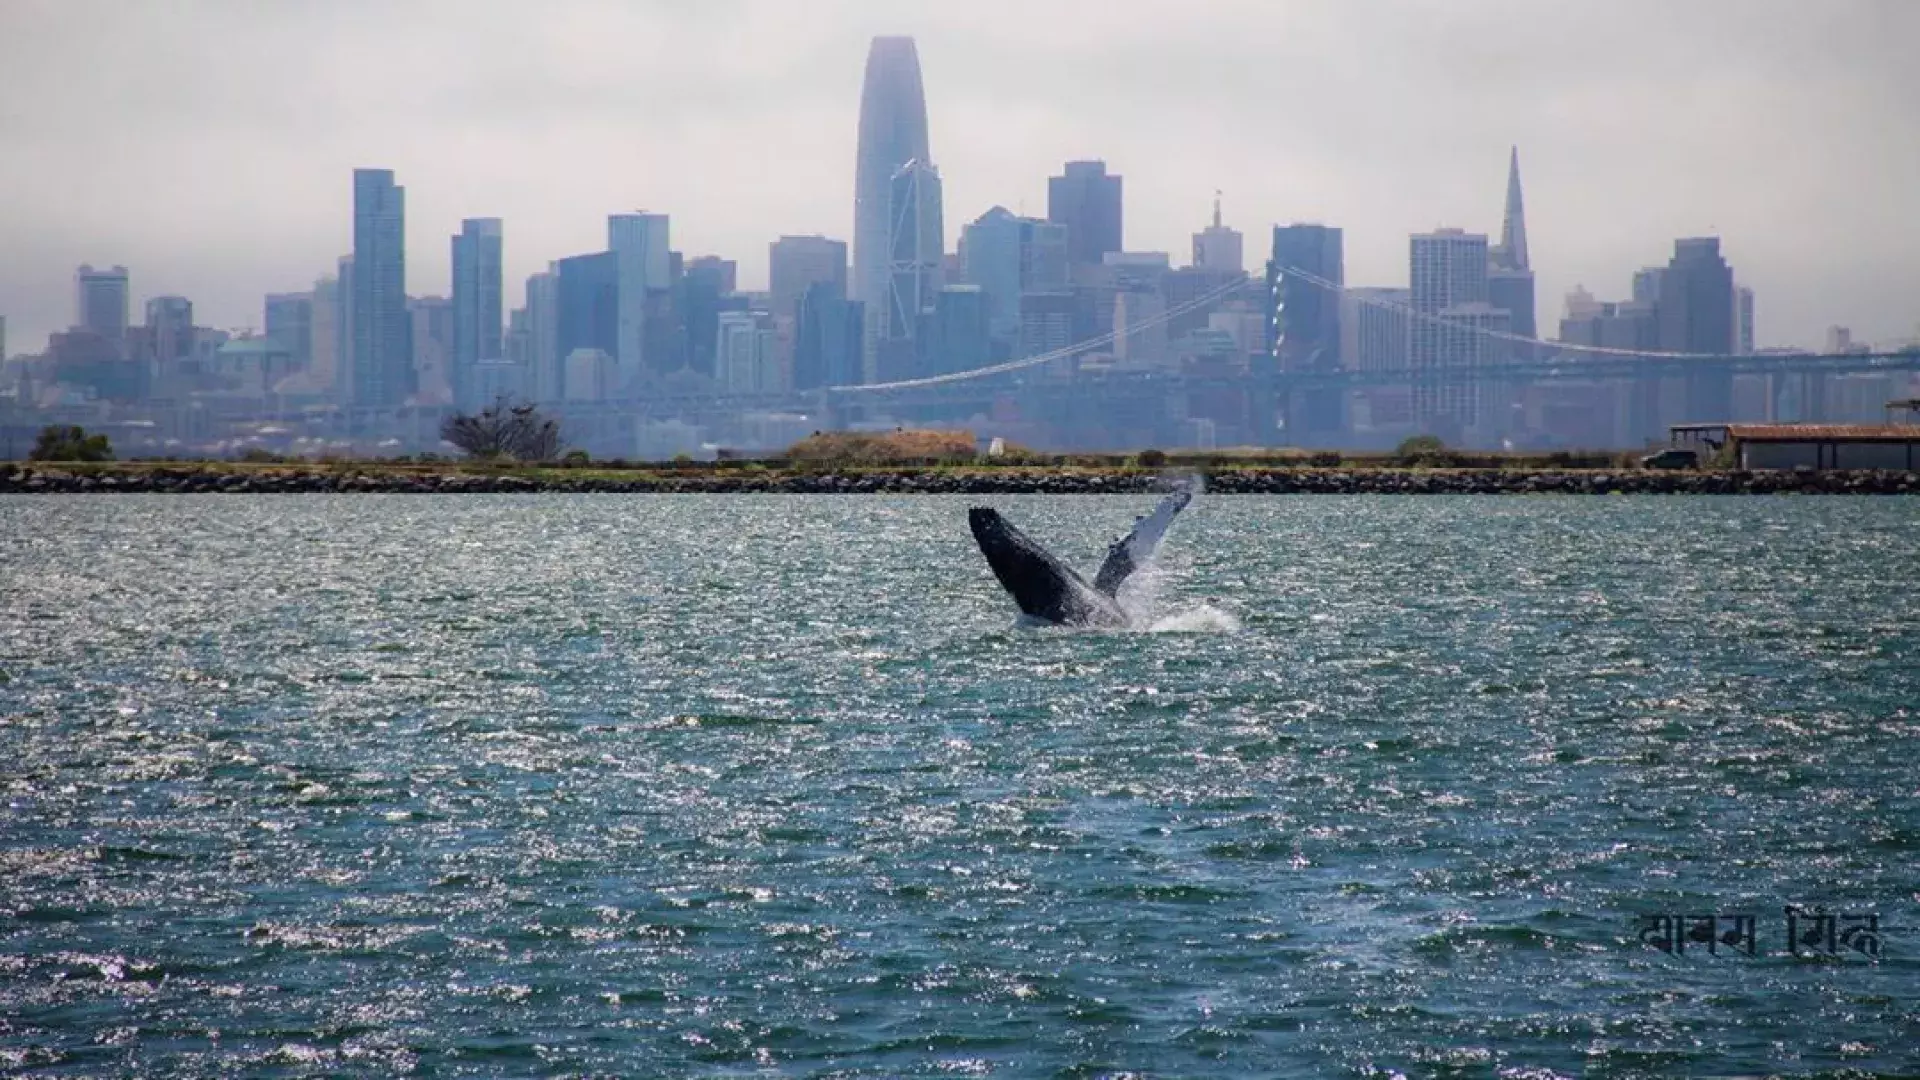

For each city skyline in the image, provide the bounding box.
[1,1,1917,353]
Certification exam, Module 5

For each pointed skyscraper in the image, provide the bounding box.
[854,36,932,382]
[1487,146,1537,342]
[1495,146,1529,272]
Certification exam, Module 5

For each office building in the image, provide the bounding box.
[1267,224,1346,439]
[854,36,932,373]
[524,268,560,403]
[408,296,454,404]
[770,235,848,318]
[716,310,776,394]
[451,217,504,409]
[793,283,864,391]
[1659,237,1736,419]
[556,251,620,400]
[1409,228,1496,431]
[959,206,1070,345]
[925,284,992,377]
[144,296,194,371]
[76,264,130,342]
[1191,195,1243,275]
[1048,160,1123,270]
[264,292,313,371]
[608,212,670,390]
[350,169,410,407]
[683,256,743,378]
[885,159,944,359]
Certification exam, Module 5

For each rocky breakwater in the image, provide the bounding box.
[1,463,1917,495]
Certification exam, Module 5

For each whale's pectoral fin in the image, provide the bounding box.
[1092,482,1194,597]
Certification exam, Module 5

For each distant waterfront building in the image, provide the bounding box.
[1411,229,1490,314]
[1409,228,1494,431]
[564,347,617,403]
[1488,152,1537,341]
[959,206,1069,346]
[75,264,130,342]
[1191,195,1244,275]
[350,169,410,408]
[1735,285,1755,353]
[451,217,504,410]
[682,256,743,378]
[608,212,670,391]
[770,235,848,318]
[264,292,314,370]
[556,251,620,400]
[1267,224,1346,440]
[408,296,454,405]
[925,284,992,377]
[144,296,194,371]
[1018,291,1077,363]
[1632,267,1665,305]
[1659,237,1736,419]
[769,235,848,382]
[793,283,864,390]
[1560,299,1659,351]
[854,36,932,378]
[1113,288,1169,370]
[884,159,944,376]
[1340,287,1411,373]
[524,267,560,403]
[716,310,776,394]
[1048,160,1124,271]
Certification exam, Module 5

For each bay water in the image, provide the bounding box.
[2,494,1916,1076]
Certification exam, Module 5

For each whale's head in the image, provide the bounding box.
[968,508,1121,626]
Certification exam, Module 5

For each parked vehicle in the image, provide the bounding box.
[1639,447,1700,469]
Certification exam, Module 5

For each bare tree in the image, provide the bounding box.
[440,399,563,461]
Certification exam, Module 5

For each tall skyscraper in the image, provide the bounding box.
[75,265,130,341]
[264,292,314,371]
[854,36,932,379]
[1659,237,1736,420]
[1191,194,1244,275]
[682,256,743,378]
[608,212,670,392]
[883,159,944,379]
[451,217,504,409]
[1409,228,1499,431]
[959,206,1070,346]
[524,268,560,402]
[1267,225,1346,441]
[556,251,620,397]
[350,169,410,408]
[1491,147,1529,272]
[1487,147,1536,341]
[1049,161,1123,270]
[1735,285,1755,354]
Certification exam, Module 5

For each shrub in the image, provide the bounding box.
[1137,448,1168,468]
[440,398,563,461]
[29,425,113,462]
[560,449,591,468]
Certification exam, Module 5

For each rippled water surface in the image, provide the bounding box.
[2,494,1918,1077]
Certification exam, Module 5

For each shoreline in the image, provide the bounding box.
[2,462,1917,495]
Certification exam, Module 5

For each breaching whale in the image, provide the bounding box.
[969,482,1194,627]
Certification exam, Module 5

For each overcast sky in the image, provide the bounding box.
[2,0,1915,353]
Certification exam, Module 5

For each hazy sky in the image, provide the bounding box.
[2,0,1916,354]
